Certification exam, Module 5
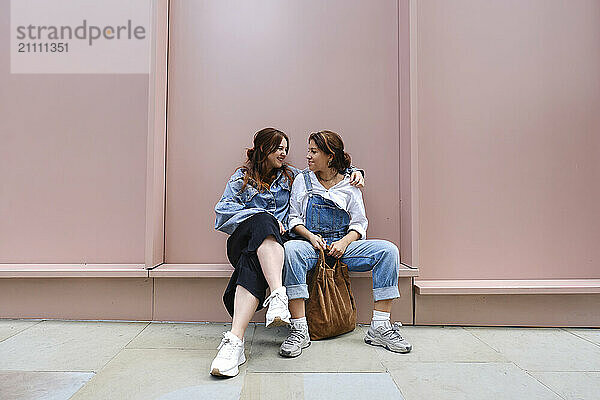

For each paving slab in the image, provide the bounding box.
[359,325,506,367]
[70,349,243,400]
[240,373,304,400]
[466,327,600,371]
[389,362,562,400]
[0,371,93,400]
[0,320,41,342]
[565,328,600,346]
[0,320,148,372]
[240,372,404,400]
[247,325,384,372]
[127,322,254,349]
[530,372,600,400]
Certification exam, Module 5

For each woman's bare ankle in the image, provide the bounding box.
[230,329,245,341]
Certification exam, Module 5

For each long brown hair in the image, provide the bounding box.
[308,130,351,173]
[241,127,293,192]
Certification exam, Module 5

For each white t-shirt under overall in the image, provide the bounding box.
[287,170,368,240]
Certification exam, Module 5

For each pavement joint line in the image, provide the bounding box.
[523,369,567,400]
[96,321,151,369]
[127,345,223,349]
[23,319,153,323]
[368,333,391,372]
[0,319,45,344]
[119,348,218,351]
[524,370,600,373]
[68,321,151,399]
[146,320,215,324]
[244,371,392,374]
[0,370,96,373]
[384,361,515,365]
[381,361,516,364]
[249,322,257,352]
[462,326,506,356]
[509,358,568,400]
[386,370,408,399]
[248,324,256,355]
[560,327,600,349]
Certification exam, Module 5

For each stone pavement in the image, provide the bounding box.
[1,320,599,399]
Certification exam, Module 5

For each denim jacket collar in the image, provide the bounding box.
[231,167,292,192]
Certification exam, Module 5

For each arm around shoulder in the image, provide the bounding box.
[346,186,368,240]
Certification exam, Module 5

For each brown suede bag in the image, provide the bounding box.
[305,248,357,340]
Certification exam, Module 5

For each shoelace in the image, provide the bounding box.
[284,325,307,346]
[216,333,238,358]
[263,290,286,308]
[381,322,406,341]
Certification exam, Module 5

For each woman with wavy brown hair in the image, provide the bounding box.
[211,127,364,377]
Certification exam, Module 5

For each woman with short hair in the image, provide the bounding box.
[280,130,412,358]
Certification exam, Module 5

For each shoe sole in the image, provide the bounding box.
[266,316,290,328]
[210,366,238,377]
[210,354,246,377]
[279,341,311,358]
[364,335,412,354]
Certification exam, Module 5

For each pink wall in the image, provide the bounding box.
[414,0,600,279]
[0,0,149,263]
[165,0,401,263]
[4,0,598,285]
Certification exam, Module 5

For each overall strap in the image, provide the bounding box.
[302,169,313,194]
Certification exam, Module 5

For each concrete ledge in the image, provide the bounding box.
[415,292,600,327]
[0,263,419,279]
[0,264,148,278]
[150,263,419,278]
[0,264,416,323]
[415,279,600,295]
[0,278,153,320]
[149,264,232,278]
[153,276,415,324]
[149,262,417,323]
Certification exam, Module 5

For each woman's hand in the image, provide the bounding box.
[328,239,349,258]
[278,220,285,235]
[349,171,364,188]
[309,233,327,251]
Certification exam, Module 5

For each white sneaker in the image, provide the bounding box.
[210,331,246,377]
[263,287,291,327]
[364,322,412,353]
[279,321,311,357]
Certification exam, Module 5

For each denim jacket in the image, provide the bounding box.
[214,167,300,235]
[214,165,363,235]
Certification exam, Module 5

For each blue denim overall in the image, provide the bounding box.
[302,170,350,245]
[283,170,401,302]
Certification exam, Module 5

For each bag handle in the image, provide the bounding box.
[316,235,327,264]
[317,246,339,271]
[316,235,337,270]
[318,247,326,261]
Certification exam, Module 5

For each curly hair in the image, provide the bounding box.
[240,127,293,192]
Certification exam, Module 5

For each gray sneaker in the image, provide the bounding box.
[364,322,412,353]
[279,322,311,358]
